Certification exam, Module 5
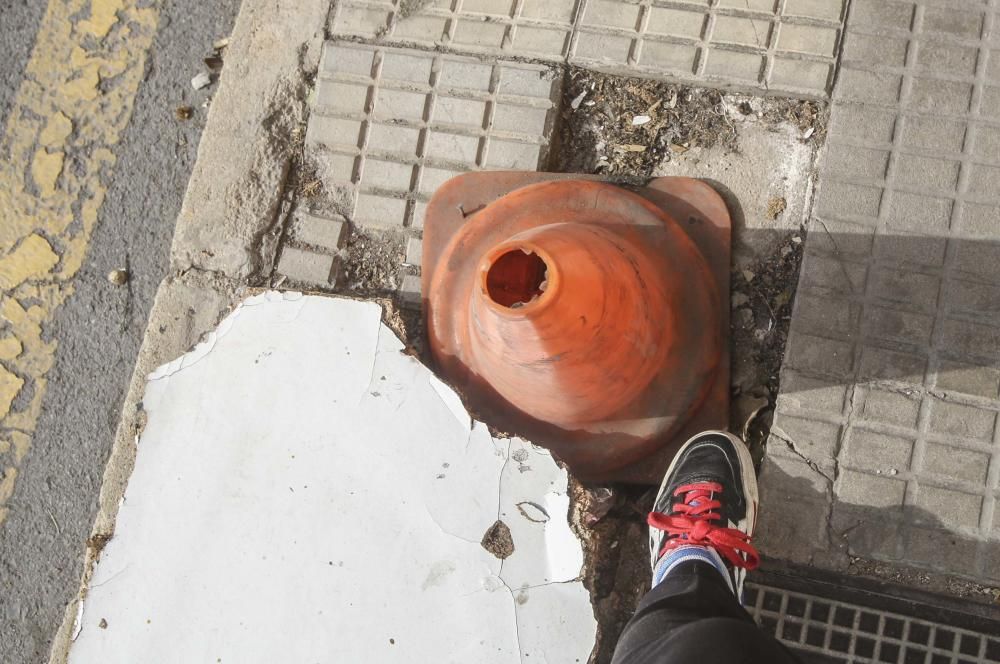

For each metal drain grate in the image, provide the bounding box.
[745,583,1000,664]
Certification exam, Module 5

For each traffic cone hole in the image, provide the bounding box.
[484,248,549,309]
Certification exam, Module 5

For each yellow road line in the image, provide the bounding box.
[0,0,159,524]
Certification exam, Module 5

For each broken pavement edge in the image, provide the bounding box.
[46,1,329,661]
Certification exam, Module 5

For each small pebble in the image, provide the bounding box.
[731,293,750,308]
[107,269,129,286]
[191,72,212,90]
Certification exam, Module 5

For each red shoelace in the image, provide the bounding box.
[647,481,760,570]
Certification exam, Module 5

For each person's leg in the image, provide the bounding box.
[611,431,801,664]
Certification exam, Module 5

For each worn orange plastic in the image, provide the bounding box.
[423,175,731,484]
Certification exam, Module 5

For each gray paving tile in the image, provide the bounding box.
[308,42,560,234]
[328,0,845,97]
[329,0,578,59]
[404,236,422,267]
[399,273,422,308]
[276,246,340,287]
[292,211,348,251]
[305,41,560,301]
[570,0,842,96]
[763,0,1000,587]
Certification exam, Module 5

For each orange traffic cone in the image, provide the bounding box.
[423,175,731,484]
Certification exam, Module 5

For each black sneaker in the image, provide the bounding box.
[648,430,760,599]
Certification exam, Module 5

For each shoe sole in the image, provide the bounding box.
[649,430,759,567]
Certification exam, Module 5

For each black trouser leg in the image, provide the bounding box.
[611,561,801,664]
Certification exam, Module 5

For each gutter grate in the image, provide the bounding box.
[746,583,1000,664]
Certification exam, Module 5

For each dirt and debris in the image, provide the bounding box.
[554,68,828,181]
[190,39,228,92]
[204,55,224,73]
[175,106,193,121]
[373,0,435,37]
[340,228,405,294]
[759,98,827,143]
[397,0,434,19]
[481,519,515,560]
[766,196,787,220]
[204,38,227,74]
[847,557,1000,602]
[729,234,804,399]
[728,234,805,465]
[570,480,655,664]
[86,533,112,557]
[379,295,425,359]
[555,69,739,178]
[299,178,322,197]
[98,618,108,629]
[581,487,616,527]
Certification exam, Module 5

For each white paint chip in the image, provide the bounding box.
[191,71,212,90]
[68,292,595,663]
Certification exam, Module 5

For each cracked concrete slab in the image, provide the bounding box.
[63,293,595,663]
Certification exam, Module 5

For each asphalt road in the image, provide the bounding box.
[0,0,240,660]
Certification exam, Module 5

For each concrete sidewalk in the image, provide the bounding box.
[45,0,1000,661]
[759,0,1000,592]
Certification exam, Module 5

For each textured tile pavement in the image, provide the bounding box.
[297,40,561,295]
[328,0,846,98]
[759,0,1000,586]
[275,210,347,287]
[303,0,847,297]
[307,42,561,229]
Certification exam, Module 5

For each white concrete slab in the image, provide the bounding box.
[67,292,595,663]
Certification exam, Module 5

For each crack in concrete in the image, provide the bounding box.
[494,573,526,664]
[814,218,858,295]
[769,426,835,484]
[768,423,840,550]
[422,506,483,548]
